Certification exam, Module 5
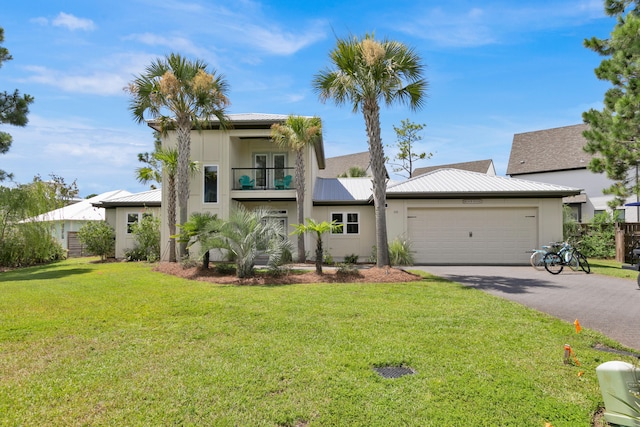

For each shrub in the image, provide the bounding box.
[389,236,414,266]
[128,215,160,262]
[336,263,361,277]
[580,212,616,258]
[215,263,237,275]
[77,221,115,261]
[344,253,359,264]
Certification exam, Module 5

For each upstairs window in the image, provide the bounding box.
[331,212,359,235]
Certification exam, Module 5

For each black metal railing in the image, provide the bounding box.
[232,167,296,190]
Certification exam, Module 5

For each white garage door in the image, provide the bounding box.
[407,207,538,265]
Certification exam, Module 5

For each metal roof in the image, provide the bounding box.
[95,188,162,207]
[312,177,373,204]
[27,190,132,222]
[386,168,582,198]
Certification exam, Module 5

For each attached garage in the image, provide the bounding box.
[385,169,582,265]
[407,207,538,264]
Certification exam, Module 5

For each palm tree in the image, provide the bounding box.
[338,166,367,178]
[313,34,427,266]
[127,52,230,260]
[270,115,322,263]
[136,145,198,262]
[290,218,342,274]
[204,205,292,278]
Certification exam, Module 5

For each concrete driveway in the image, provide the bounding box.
[410,265,640,352]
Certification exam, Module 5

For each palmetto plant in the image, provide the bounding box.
[203,205,292,278]
[313,34,427,267]
[127,52,230,260]
[270,115,322,264]
[290,218,342,274]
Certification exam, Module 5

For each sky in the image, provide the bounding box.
[1,0,617,197]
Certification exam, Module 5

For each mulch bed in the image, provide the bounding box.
[154,262,421,285]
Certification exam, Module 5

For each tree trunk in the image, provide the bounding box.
[167,174,177,263]
[315,233,323,274]
[295,149,306,263]
[176,117,191,260]
[363,99,390,266]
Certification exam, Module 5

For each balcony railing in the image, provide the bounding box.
[232,167,296,190]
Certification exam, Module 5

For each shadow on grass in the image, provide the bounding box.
[0,266,92,282]
[431,274,562,294]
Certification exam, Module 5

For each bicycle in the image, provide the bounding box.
[543,241,590,275]
[529,243,557,270]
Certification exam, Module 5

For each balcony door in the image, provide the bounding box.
[254,153,287,189]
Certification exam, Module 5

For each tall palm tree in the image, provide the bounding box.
[136,146,199,262]
[270,115,322,263]
[127,52,230,260]
[313,34,427,267]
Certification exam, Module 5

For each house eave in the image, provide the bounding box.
[386,190,582,199]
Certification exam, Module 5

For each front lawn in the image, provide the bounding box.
[0,258,632,426]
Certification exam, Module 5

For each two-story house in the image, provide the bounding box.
[141,113,583,265]
[507,124,638,222]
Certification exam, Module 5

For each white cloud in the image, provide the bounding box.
[21,53,156,96]
[238,20,328,55]
[52,12,96,31]
[124,33,208,58]
[399,0,607,48]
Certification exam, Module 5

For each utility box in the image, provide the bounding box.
[596,361,640,427]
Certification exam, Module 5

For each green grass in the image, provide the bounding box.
[589,258,640,280]
[0,258,634,426]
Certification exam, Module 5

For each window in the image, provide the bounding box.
[127,212,153,234]
[331,212,359,234]
[204,165,218,203]
[127,213,139,234]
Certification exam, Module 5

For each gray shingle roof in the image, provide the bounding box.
[386,168,581,198]
[317,151,372,178]
[412,159,495,177]
[507,124,591,175]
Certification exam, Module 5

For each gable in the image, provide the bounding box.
[507,124,592,175]
[412,159,495,177]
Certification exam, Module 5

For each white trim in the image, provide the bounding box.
[330,211,360,235]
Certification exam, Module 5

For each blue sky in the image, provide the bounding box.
[2,0,615,196]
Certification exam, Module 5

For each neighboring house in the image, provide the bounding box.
[316,151,373,178]
[506,124,635,222]
[92,189,162,259]
[28,190,131,257]
[149,113,580,265]
[412,159,496,177]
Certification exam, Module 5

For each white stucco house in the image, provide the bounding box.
[141,112,580,265]
[28,190,131,256]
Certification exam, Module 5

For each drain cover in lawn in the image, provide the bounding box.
[373,366,415,378]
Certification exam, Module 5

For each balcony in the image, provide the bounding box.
[232,167,296,191]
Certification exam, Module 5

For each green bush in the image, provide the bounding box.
[344,253,359,264]
[215,263,236,275]
[128,215,160,262]
[580,212,616,258]
[77,221,115,261]
[389,236,414,266]
[336,262,360,277]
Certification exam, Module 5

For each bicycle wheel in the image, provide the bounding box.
[544,252,563,274]
[577,253,590,274]
[637,272,640,289]
[530,251,545,270]
[567,252,580,271]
